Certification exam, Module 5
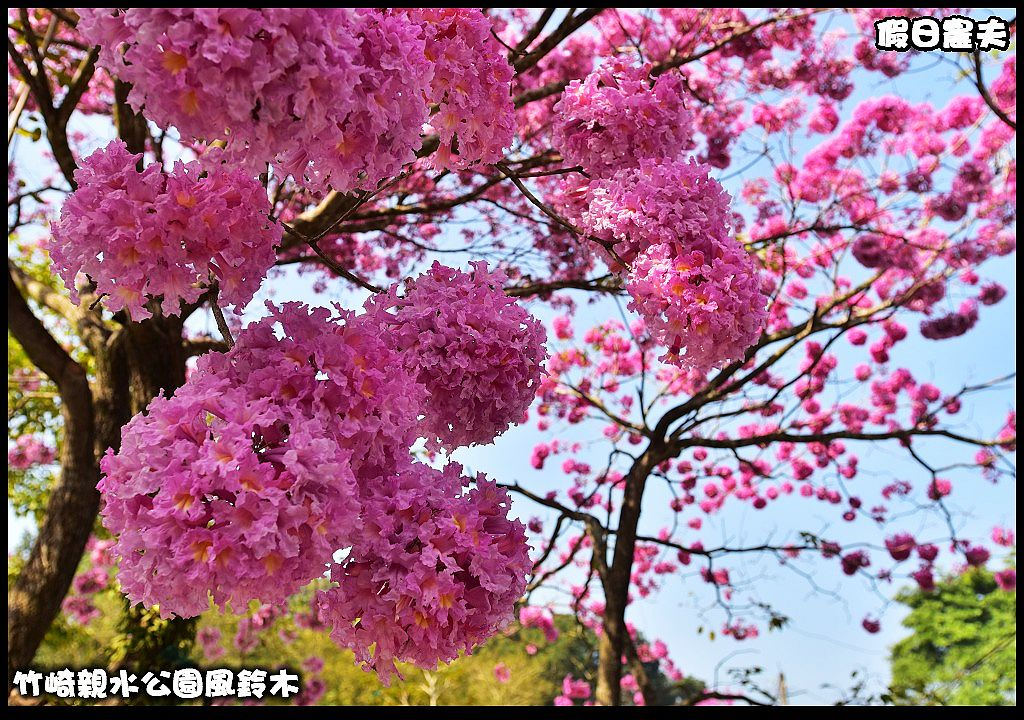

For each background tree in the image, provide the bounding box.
[889,564,1016,706]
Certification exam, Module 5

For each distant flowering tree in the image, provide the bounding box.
[7,7,1016,706]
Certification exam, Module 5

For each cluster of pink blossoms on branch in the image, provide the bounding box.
[100,304,381,616]
[100,265,541,678]
[7,434,56,470]
[365,262,547,451]
[550,59,694,178]
[49,140,280,320]
[404,8,516,171]
[318,462,530,678]
[61,538,115,625]
[77,7,515,192]
[550,60,768,372]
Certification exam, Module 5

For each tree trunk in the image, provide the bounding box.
[7,269,189,687]
[594,446,661,706]
[7,271,97,687]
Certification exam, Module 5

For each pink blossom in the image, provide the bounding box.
[992,526,1015,547]
[912,565,936,592]
[366,262,547,450]
[575,157,734,268]
[79,9,434,194]
[62,595,100,625]
[841,550,870,576]
[994,569,1016,591]
[519,606,559,644]
[493,662,512,683]
[627,239,767,373]
[49,140,280,320]
[978,282,1007,306]
[317,462,530,682]
[552,59,693,178]
[562,675,592,700]
[917,544,939,562]
[926,477,953,501]
[99,304,423,617]
[197,626,224,662]
[885,533,916,562]
[920,302,979,341]
[409,9,515,170]
[7,434,56,470]
[295,676,327,706]
[963,544,990,567]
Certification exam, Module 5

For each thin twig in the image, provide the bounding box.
[283,222,384,294]
[209,294,235,349]
[972,49,1015,130]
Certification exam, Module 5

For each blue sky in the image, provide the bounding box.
[8,9,1016,705]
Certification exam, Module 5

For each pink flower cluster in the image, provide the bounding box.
[554,675,592,705]
[552,59,693,178]
[99,263,542,673]
[519,605,559,643]
[197,626,224,662]
[994,569,1016,592]
[78,9,516,192]
[576,157,734,268]
[98,303,422,617]
[233,602,282,654]
[49,140,280,320]
[579,157,766,371]
[885,532,916,562]
[493,662,512,684]
[549,61,766,373]
[920,300,979,341]
[861,616,881,634]
[7,434,56,470]
[627,239,769,372]
[78,9,432,193]
[992,526,1016,547]
[61,537,114,625]
[408,9,515,170]
[365,261,547,450]
[513,32,597,138]
[317,462,530,682]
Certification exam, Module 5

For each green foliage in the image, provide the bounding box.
[647,663,706,705]
[889,566,1016,706]
[32,575,704,707]
[7,334,60,437]
[195,595,598,705]
[28,570,123,672]
[8,333,61,522]
[33,574,586,706]
[109,602,197,677]
[7,461,57,524]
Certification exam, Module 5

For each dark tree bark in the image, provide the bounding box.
[7,267,190,689]
[594,444,665,706]
[7,269,97,687]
